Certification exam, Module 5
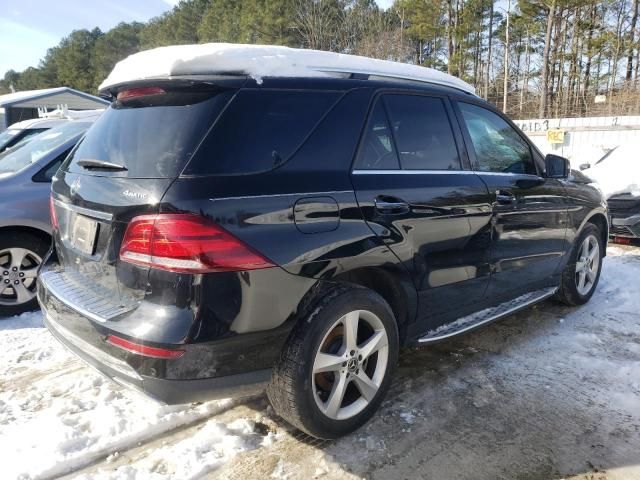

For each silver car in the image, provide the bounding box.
[0,121,93,316]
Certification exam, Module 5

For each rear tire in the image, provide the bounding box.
[267,284,399,439]
[0,232,49,317]
[555,223,603,306]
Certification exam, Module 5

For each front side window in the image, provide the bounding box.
[458,102,536,175]
[383,94,461,170]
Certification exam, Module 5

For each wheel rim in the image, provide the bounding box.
[312,310,389,421]
[0,247,42,306]
[575,234,600,296]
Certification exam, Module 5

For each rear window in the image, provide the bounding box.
[184,90,341,176]
[64,90,233,178]
[0,128,48,153]
[0,123,88,175]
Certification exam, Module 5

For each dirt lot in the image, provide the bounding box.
[2,245,639,480]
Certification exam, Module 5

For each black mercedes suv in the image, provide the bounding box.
[38,64,608,439]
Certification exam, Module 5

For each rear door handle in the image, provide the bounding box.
[374,197,410,214]
[495,190,516,205]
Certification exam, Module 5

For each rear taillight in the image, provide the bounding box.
[117,86,165,101]
[106,335,185,359]
[49,195,59,230]
[119,214,274,274]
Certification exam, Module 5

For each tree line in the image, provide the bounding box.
[1,0,639,119]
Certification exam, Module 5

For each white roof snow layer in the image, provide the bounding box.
[99,43,475,95]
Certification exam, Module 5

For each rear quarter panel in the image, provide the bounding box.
[0,172,52,234]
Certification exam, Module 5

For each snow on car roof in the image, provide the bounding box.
[99,43,476,95]
[585,142,640,198]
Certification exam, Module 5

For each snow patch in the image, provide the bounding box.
[77,418,263,480]
[99,43,475,95]
[0,311,238,479]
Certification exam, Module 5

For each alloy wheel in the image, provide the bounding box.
[312,309,389,421]
[0,248,42,306]
[575,234,600,296]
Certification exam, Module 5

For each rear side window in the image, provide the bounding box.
[382,95,461,170]
[458,102,536,175]
[33,147,73,182]
[354,101,399,170]
[184,90,340,175]
[64,90,233,178]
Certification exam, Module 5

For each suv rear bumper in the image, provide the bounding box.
[42,307,272,403]
[37,270,289,404]
[43,309,271,404]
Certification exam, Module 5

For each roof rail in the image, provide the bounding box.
[312,66,476,94]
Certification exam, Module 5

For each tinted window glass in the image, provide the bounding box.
[458,102,536,175]
[382,95,461,170]
[0,128,48,153]
[0,122,88,175]
[65,90,232,178]
[354,100,399,170]
[33,147,72,182]
[185,90,340,175]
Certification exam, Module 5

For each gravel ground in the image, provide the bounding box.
[1,244,639,480]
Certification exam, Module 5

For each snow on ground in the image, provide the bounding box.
[0,313,254,479]
[1,245,640,479]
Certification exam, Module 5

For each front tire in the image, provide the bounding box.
[267,285,399,439]
[555,223,603,306]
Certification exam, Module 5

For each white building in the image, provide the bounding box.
[514,115,640,167]
[0,87,109,131]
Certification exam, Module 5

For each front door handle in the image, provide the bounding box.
[374,197,410,214]
[495,190,516,205]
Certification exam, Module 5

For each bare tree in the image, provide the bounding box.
[503,0,510,113]
[627,0,639,81]
[539,0,556,118]
[484,0,494,100]
[294,0,344,51]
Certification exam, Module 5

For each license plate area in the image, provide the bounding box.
[70,215,99,256]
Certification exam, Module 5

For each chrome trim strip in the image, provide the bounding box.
[474,171,544,178]
[44,310,142,380]
[352,170,545,179]
[210,190,353,201]
[418,287,558,343]
[53,198,113,221]
[352,169,474,175]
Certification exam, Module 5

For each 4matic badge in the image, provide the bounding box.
[122,190,148,200]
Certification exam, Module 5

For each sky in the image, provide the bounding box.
[0,0,395,78]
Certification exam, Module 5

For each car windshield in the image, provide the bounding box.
[0,122,89,175]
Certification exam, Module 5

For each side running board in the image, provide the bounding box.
[418,286,558,344]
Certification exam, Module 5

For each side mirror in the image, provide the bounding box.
[579,163,591,171]
[544,154,570,179]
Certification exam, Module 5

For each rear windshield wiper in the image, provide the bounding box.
[77,159,128,171]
